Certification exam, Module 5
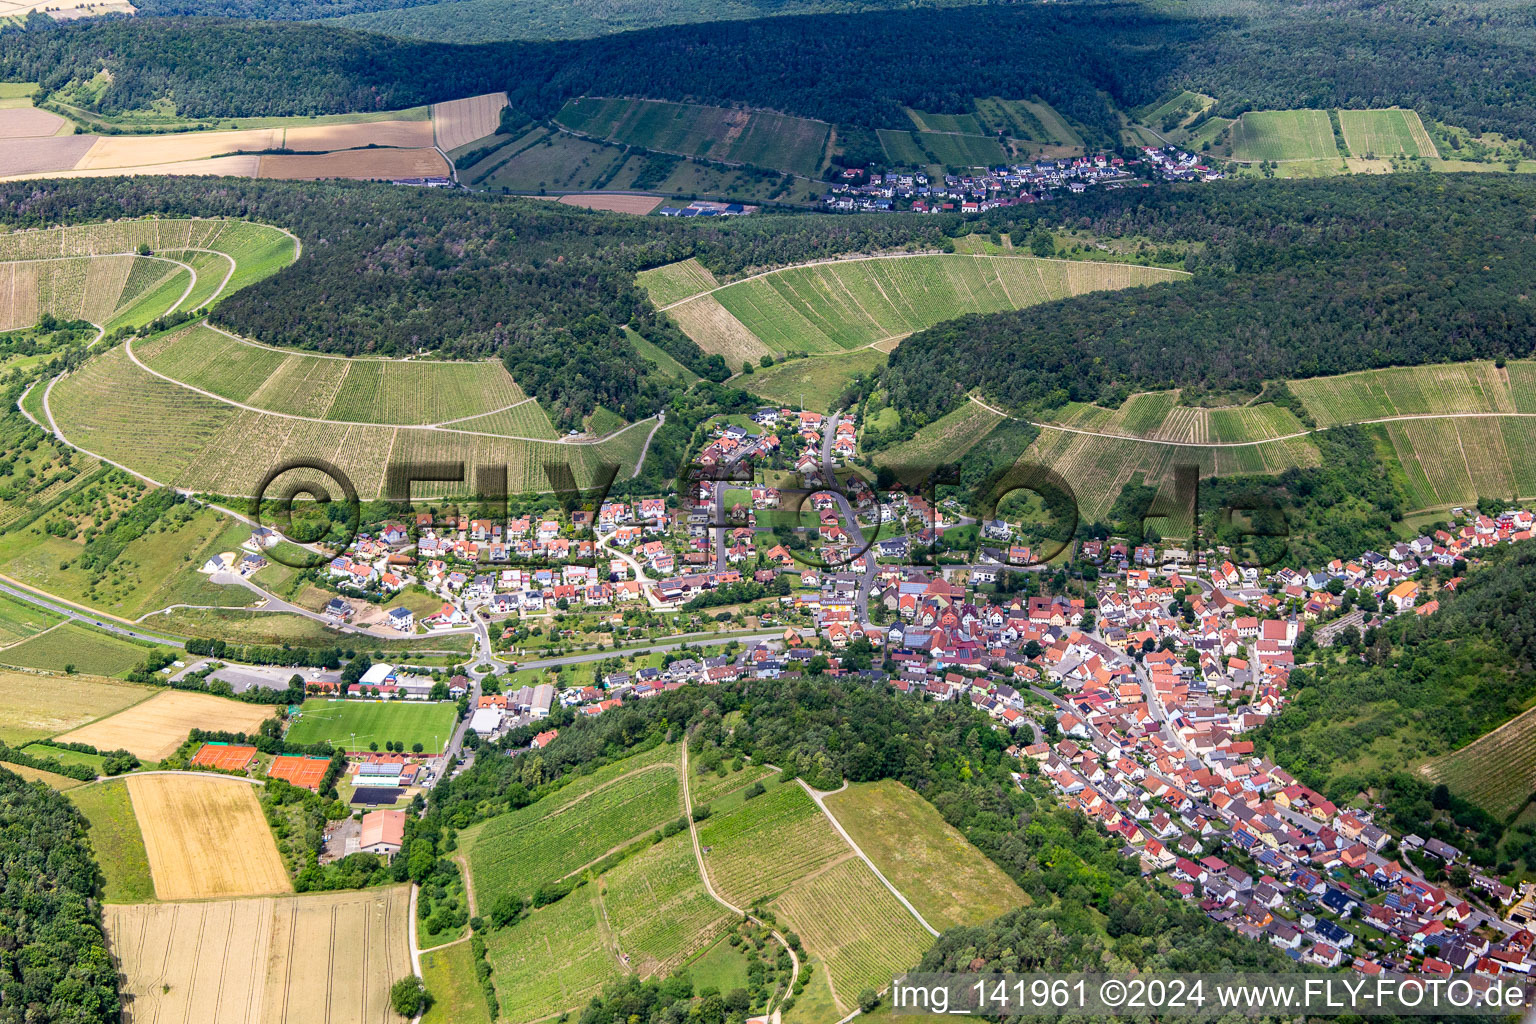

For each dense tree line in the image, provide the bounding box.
[0,769,120,1024]
[887,175,1536,420]
[9,1,1536,145]
[0,179,942,428]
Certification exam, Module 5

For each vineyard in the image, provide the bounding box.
[823,779,1024,931]
[635,257,719,308]
[445,399,561,439]
[771,856,933,1015]
[696,780,847,906]
[49,346,652,496]
[600,833,731,974]
[1382,418,1536,510]
[877,129,1008,168]
[1229,110,1340,162]
[688,254,1184,356]
[1291,360,1530,426]
[465,760,681,910]
[1422,705,1536,819]
[556,97,832,178]
[0,219,295,346]
[1045,393,1307,444]
[483,882,624,1022]
[1338,109,1439,159]
[138,323,530,425]
[691,762,776,806]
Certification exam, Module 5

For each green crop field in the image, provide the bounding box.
[1423,705,1536,819]
[823,779,1024,930]
[871,401,1004,473]
[283,698,458,753]
[67,780,155,903]
[771,856,932,1015]
[666,254,1183,357]
[137,323,528,425]
[0,670,151,746]
[904,108,985,134]
[600,832,731,975]
[557,97,831,178]
[1338,109,1438,159]
[420,943,492,1024]
[1230,110,1340,162]
[747,350,887,413]
[0,590,61,646]
[0,623,157,676]
[696,779,847,906]
[147,608,473,655]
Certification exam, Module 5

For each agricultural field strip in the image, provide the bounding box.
[1,252,198,328]
[123,330,655,442]
[653,252,1184,311]
[802,781,939,937]
[1421,705,1536,818]
[974,396,1536,447]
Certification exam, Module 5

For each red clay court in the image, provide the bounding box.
[190,743,258,771]
[266,754,331,790]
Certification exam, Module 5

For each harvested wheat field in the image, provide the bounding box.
[432,91,509,151]
[106,886,411,1024]
[667,293,772,363]
[56,689,275,760]
[6,153,260,182]
[74,128,282,170]
[0,107,68,138]
[0,135,98,177]
[558,193,663,214]
[126,773,291,900]
[258,148,449,180]
[283,119,433,151]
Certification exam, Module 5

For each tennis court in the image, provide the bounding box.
[191,743,258,771]
[266,755,331,790]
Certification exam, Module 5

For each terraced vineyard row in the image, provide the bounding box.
[466,764,681,910]
[698,782,848,906]
[691,763,776,806]
[484,883,623,1023]
[653,254,1184,358]
[1383,418,1536,509]
[772,857,933,1015]
[138,324,528,425]
[447,400,561,439]
[50,346,648,496]
[1423,705,1536,819]
[635,257,720,307]
[1291,360,1531,426]
[602,833,730,974]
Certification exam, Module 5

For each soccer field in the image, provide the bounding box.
[284,699,459,753]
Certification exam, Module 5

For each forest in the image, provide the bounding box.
[885,175,1536,420]
[7,0,1536,145]
[0,770,120,1024]
[0,179,942,428]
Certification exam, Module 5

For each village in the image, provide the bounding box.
[822,146,1218,213]
[207,392,1536,986]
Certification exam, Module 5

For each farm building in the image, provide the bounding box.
[360,663,396,687]
[357,809,406,858]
